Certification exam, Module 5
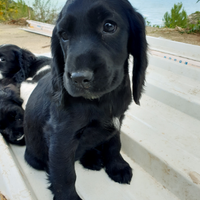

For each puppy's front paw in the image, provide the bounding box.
[53,195,82,200]
[105,161,133,184]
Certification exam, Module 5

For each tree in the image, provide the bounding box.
[0,0,18,21]
[163,2,188,28]
[31,0,59,24]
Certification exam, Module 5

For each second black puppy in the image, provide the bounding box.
[0,79,24,145]
[24,0,148,199]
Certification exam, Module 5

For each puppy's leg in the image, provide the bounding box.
[79,147,104,171]
[76,123,115,171]
[48,137,82,200]
[25,148,47,170]
[103,133,133,184]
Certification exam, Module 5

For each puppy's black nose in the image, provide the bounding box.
[70,71,93,88]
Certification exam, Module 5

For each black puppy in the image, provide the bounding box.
[0,79,24,145]
[0,44,51,82]
[0,44,51,145]
[24,0,148,199]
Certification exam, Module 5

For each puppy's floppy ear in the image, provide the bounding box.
[127,10,148,105]
[13,48,36,83]
[51,13,65,104]
[28,56,52,78]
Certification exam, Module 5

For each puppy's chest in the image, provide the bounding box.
[65,103,121,133]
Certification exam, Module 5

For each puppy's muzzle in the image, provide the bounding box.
[70,71,93,89]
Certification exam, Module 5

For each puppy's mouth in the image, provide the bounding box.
[63,70,122,99]
[1,130,25,145]
[17,134,24,141]
[65,82,101,99]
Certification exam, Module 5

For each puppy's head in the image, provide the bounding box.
[0,85,25,145]
[51,0,148,104]
[0,44,35,83]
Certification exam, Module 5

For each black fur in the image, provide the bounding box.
[24,0,148,199]
[0,44,51,83]
[0,44,52,145]
[0,79,25,145]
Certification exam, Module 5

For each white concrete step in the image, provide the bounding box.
[145,58,200,120]
[124,94,200,158]
[147,36,200,62]
[149,55,200,82]
[0,136,179,200]
[121,94,200,200]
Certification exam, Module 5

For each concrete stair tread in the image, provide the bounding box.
[122,99,200,173]
[148,55,200,82]
[147,36,200,62]
[5,143,179,200]
[125,94,200,159]
[145,62,200,120]
[147,64,200,101]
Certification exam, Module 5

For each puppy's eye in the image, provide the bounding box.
[8,112,17,120]
[0,57,5,62]
[103,22,117,33]
[61,32,69,42]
